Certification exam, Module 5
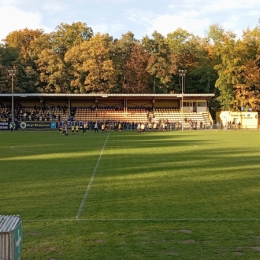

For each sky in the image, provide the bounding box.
[0,0,260,43]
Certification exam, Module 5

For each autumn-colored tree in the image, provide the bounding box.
[2,29,45,93]
[65,33,115,93]
[211,23,260,111]
[166,28,197,69]
[3,28,44,60]
[188,37,218,94]
[34,49,60,92]
[142,31,177,93]
[36,22,93,93]
[110,31,137,92]
[208,25,237,109]
[121,42,150,93]
[231,28,260,111]
[166,29,205,93]
[1,19,260,113]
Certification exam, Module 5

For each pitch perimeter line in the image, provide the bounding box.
[24,218,260,223]
[76,133,110,220]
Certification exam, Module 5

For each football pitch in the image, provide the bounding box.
[1,129,260,259]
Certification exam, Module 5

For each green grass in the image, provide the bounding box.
[1,129,260,259]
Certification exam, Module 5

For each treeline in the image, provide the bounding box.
[0,21,260,111]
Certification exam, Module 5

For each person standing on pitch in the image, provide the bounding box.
[101,122,105,133]
[83,121,87,134]
[71,123,75,135]
[94,122,99,133]
[9,122,14,132]
[75,122,79,135]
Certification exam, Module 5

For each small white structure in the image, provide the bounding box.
[0,215,22,260]
[217,111,259,129]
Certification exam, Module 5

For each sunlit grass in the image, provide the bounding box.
[0,130,260,259]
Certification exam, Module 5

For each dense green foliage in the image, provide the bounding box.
[0,21,260,110]
[1,129,260,259]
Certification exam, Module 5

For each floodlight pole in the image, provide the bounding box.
[8,66,17,126]
[178,70,187,131]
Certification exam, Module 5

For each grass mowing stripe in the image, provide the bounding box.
[76,133,110,220]
[2,130,260,259]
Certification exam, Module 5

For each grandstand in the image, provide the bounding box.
[0,93,214,129]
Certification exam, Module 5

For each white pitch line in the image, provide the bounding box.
[74,218,260,222]
[11,146,30,152]
[24,218,260,223]
[76,133,110,220]
[76,218,260,222]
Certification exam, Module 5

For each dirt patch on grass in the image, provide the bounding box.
[233,247,244,255]
[179,240,195,244]
[45,247,56,252]
[166,251,179,255]
[251,247,260,252]
[95,239,107,243]
[27,232,42,237]
[152,239,167,244]
[234,252,244,256]
[179,229,192,234]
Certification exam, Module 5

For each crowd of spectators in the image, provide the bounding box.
[0,102,68,122]
[0,102,208,130]
[58,119,207,132]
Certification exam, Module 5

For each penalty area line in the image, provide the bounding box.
[75,133,110,220]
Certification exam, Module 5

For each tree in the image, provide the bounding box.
[189,37,218,94]
[231,27,260,111]
[143,31,177,93]
[36,22,94,93]
[166,28,209,94]
[3,28,44,60]
[3,29,44,93]
[0,45,19,93]
[208,25,237,110]
[121,42,150,93]
[110,31,137,92]
[211,24,260,111]
[65,33,115,93]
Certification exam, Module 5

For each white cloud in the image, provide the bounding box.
[42,2,70,13]
[0,5,52,42]
[160,0,260,38]
[0,0,259,43]
[125,9,155,27]
[91,22,125,37]
[0,0,17,4]
[238,0,260,5]
[199,0,260,13]
[248,10,260,16]
[146,13,210,37]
